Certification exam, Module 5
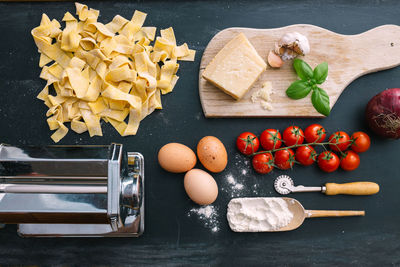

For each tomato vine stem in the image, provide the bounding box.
[250,140,351,157]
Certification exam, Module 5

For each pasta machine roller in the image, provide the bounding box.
[0,143,144,237]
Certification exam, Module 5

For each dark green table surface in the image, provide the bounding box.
[0,0,399,266]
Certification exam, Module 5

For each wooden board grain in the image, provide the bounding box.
[199,24,400,117]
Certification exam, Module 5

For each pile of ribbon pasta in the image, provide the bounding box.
[31,3,195,142]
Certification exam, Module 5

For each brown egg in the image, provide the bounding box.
[158,143,196,173]
[184,169,218,205]
[197,136,228,173]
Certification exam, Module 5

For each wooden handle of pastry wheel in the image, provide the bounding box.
[306,210,365,218]
[325,182,380,195]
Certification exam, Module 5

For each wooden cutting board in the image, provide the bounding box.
[199,24,400,117]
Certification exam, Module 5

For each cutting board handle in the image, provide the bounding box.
[306,210,365,218]
[325,182,379,195]
[348,25,400,75]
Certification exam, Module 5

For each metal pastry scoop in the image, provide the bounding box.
[274,175,379,196]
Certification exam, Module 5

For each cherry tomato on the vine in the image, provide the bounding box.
[304,124,326,143]
[236,132,260,155]
[340,151,360,171]
[252,153,274,174]
[260,129,282,151]
[350,132,370,153]
[274,148,295,170]
[329,131,350,152]
[295,145,317,166]
[283,126,304,146]
[318,151,340,172]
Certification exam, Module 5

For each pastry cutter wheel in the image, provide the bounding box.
[274,175,379,196]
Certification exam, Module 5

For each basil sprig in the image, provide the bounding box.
[286,59,330,116]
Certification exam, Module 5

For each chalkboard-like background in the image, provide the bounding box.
[0,0,399,265]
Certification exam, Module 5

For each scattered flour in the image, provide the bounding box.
[220,154,259,197]
[195,112,202,120]
[224,173,245,197]
[234,184,244,190]
[252,184,259,195]
[227,175,235,185]
[195,206,213,217]
[188,205,219,233]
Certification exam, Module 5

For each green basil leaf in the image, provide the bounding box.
[286,80,312,100]
[311,87,330,116]
[293,58,313,80]
[313,62,328,84]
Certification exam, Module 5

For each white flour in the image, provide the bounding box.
[188,205,219,233]
[227,197,293,232]
[234,183,244,190]
[223,173,245,197]
[252,184,259,195]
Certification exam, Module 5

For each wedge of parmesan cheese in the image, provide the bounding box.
[202,33,266,100]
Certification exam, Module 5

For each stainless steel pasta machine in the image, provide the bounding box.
[0,143,144,237]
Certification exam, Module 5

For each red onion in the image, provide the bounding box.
[366,88,400,139]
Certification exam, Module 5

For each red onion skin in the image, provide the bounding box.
[366,88,400,139]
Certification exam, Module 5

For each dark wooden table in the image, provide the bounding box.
[0,0,399,265]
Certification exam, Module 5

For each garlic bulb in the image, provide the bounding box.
[275,32,310,61]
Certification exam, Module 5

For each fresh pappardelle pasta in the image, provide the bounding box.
[32,2,195,142]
